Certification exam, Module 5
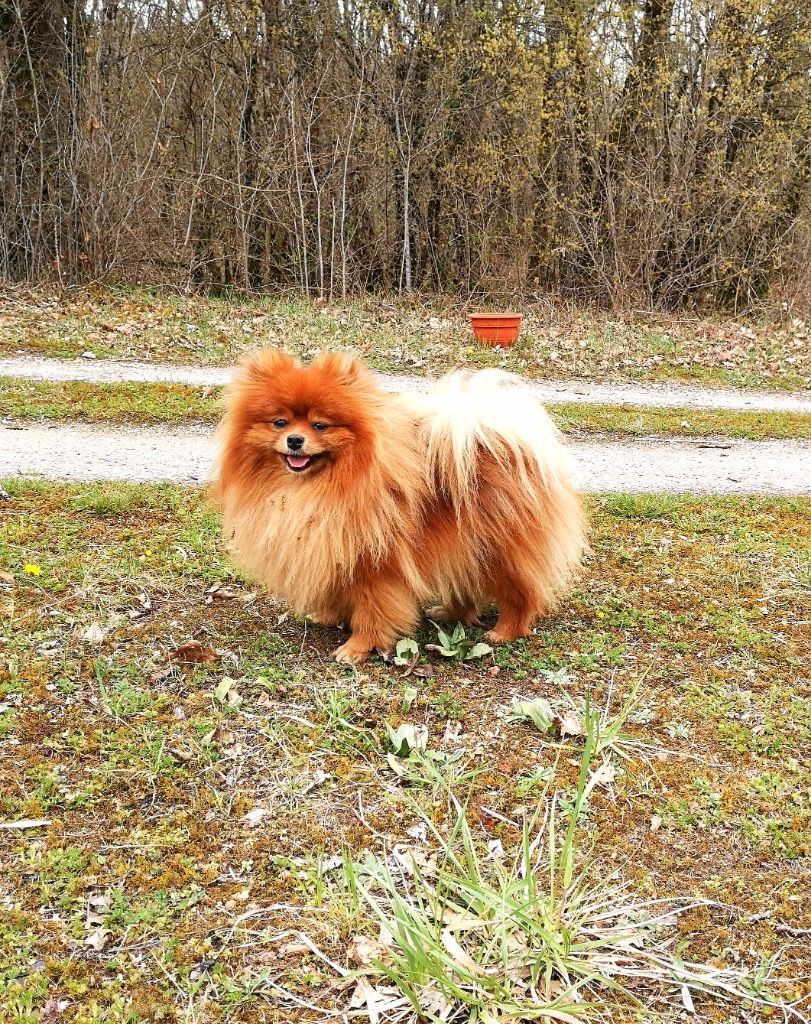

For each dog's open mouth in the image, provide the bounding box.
[284,453,322,472]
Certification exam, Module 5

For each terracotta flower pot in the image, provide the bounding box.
[469,313,523,347]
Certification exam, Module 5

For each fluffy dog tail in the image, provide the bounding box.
[417,368,587,612]
[420,369,572,506]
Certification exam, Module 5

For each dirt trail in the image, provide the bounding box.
[2,421,809,495]
[3,355,811,414]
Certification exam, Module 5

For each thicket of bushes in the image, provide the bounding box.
[2,0,810,307]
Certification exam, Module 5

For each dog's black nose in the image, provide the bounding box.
[286,434,305,451]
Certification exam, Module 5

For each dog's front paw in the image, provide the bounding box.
[333,639,371,664]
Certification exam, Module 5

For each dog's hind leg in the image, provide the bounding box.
[484,569,541,643]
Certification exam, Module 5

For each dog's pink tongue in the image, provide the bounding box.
[287,455,310,469]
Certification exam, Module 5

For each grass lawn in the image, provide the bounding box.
[5,376,811,442]
[1,481,809,1021]
[1,287,810,393]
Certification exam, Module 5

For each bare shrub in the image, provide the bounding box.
[1,0,809,307]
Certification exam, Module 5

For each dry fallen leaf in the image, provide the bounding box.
[347,977,407,1024]
[41,999,70,1022]
[391,844,438,877]
[81,622,106,643]
[85,926,112,951]
[205,582,244,603]
[440,928,486,976]
[443,720,463,741]
[347,934,392,967]
[149,666,174,684]
[278,939,310,956]
[418,983,455,1019]
[126,592,153,619]
[167,743,193,763]
[557,709,585,738]
[169,640,219,664]
[202,725,242,755]
[591,762,617,788]
[84,897,108,929]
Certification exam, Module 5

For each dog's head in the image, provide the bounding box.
[223,350,377,480]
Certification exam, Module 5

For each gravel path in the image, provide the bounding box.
[2,421,809,495]
[3,355,811,414]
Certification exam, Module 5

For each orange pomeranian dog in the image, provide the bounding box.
[212,350,587,664]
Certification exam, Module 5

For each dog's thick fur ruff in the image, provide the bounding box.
[212,350,587,663]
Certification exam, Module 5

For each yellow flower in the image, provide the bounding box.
[144,549,153,557]
[23,564,41,576]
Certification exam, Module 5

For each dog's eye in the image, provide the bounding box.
[312,422,329,432]
[271,418,287,429]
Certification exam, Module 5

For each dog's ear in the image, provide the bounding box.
[238,348,299,382]
[310,351,366,385]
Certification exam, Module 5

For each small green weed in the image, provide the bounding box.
[426,621,492,661]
